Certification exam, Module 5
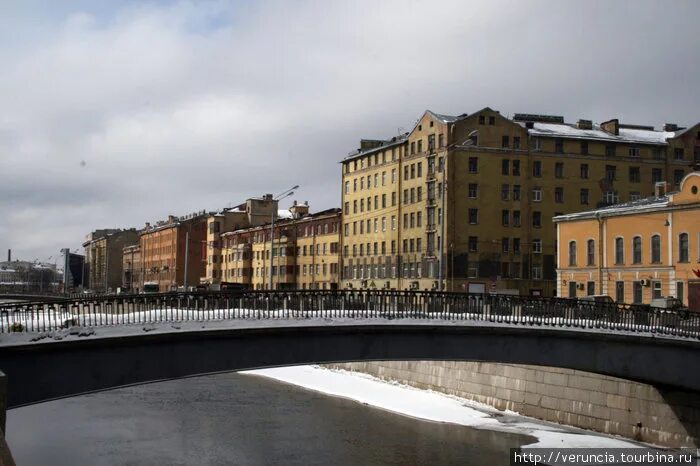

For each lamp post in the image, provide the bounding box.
[269,186,299,290]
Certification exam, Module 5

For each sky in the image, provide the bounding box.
[1,0,698,263]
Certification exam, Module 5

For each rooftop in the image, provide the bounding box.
[553,194,672,222]
[526,122,676,145]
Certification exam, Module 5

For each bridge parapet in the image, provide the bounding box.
[0,290,698,340]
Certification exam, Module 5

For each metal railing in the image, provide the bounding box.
[0,290,698,339]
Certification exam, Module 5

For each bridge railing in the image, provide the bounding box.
[0,290,698,339]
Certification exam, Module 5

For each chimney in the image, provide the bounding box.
[601,119,619,135]
[289,201,310,219]
[655,181,668,197]
[167,215,176,223]
[663,123,678,132]
[577,119,593,130]
[145,222,151,229]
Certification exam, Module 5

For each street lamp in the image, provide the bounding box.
[269,185,299,290]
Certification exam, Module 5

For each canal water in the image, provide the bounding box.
[7,371,534,465]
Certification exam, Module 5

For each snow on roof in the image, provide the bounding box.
[277,209,293,219]
[528,122,675,145]
[553,195,671,222]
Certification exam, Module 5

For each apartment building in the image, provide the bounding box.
[554,173,700,309]
[340,108,699,295]
[139,212,209,292]
[203,195,281,287]
[82,229,139,292]
[122,244,141,292]
[220,204,341,290]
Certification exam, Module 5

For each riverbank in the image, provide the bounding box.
[243,365,641,449]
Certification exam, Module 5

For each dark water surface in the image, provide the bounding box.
[7,371,534,465]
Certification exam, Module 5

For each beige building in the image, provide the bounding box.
[220,204,341,290]
[554,173,700,309]
[340,108,698,295]
[203,195,284,287]
[122,244,141,292]
[83,229,139,292]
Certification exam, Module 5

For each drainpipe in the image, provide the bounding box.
[596,213,604,295]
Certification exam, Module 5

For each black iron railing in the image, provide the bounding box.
[0,290,698,339]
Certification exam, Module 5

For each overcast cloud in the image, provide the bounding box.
[1,0,698,262]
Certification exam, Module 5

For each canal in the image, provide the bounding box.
[7,370,534,465]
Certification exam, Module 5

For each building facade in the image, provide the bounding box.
[554,173,700,308]
[203,195,281,286]
[122,244,141,292]
[220,205,341,290]
[340,108,699,295]
[82,229,139,292]
[139,212,208,292]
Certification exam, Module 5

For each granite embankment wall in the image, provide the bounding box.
[326,361,700,448]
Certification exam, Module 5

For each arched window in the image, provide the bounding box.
[587,239,595,266]
[651,235,661,263]
[679,233,689,262]
[568,241,577,266]
[615,237,624,265]
[633,236,642,264]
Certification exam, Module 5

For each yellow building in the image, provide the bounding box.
[203,195,281,286]
[220,204,341,290]
[340,108,698,295]
[554,173,700,309]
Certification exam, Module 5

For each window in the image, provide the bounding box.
[532,187,542,202]
[633,236,642,264]
[512,210,521,227]
[468,209,478,224]
[580,188,589,205]
[605,165,617,181]
[629,166,640,183]
[615,237,624,265]
[382,194,386,208]
[533,239,542,253]
[479,115,485,125]
[555,139,564,153]
[554,187,564,203]
[580,163,589,179]
[652,168,663,183]
[488,116,495,125]
[502,210,509,226]
[468,236,478,252]
[555,162,564,178]
[410,142,415,154]
[651,234,661,263]
[533,161,542,177]
[633,281,643,304]
[502,238,509,253]
[502,159,510,175]
[392,192,396,206]
[512,160,520,176]
[674,169,685,186]
[417,162,422,177]
[606,144,616,156]
[513,136,521,149]
[679,233,689,262]
[344,181,349,193]
[615,281,625,303]
[344,202,349,214]
[532,211,542,228]
[587,239,595,266]
[513,238,521,253]
[653,281,662,299]
[469,157,478,173]
[675,148,685,160]
[439,134,445,147]
[468,183,478,198]
[630,192,641,201]
[391,216,396,230]
[502,136,510,148]
[628,147,640,157]
[513,185,521,201]
[678,281,685,305]
[532,266,542,280]
[604,191,619,204]
[568,241,577,266]
[587,281,595,296]
[581,141,589,155]
[501,184,509,200]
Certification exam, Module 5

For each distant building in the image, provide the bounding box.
[122,244,141,292]
[554,173,700,309]
[61,248,85,291]
[83,229,139,292]
[203,195,282,286]
[139,212,209,292]
[220,204,341,290]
